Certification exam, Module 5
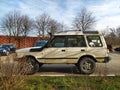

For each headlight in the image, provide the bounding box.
[3,49,7,52]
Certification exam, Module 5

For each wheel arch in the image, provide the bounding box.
[78,55,97,63]
[25,55,39,64]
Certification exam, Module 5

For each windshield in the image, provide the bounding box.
[34,40,47,47]
[0,45,2,48]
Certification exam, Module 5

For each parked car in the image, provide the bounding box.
[114,47,120,52]
[1,44,16,53]
[34,40,47,47]
[16,30,110,75]
[0,45,9,56]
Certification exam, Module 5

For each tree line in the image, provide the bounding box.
[102,27,120,46]
[0,8,96,37]
[0,7,120,47]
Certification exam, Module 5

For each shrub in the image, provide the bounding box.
[0,54,27,90]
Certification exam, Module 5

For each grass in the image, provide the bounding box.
[21,76,120,90]
[1,75,120,90]
[0,54,120,90]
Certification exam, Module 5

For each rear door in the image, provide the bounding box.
[65,35,87,63]
[86,35,107,60]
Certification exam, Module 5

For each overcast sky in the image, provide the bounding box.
[0,0,120,32]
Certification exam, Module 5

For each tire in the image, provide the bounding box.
[78,57,95,74]
[20,57,39,75]
[39,63,43,67]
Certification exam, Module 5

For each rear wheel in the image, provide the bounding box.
[20,57,39,75]
[78,57,95,74]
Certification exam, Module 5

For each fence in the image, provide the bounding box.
[0,35,48,48]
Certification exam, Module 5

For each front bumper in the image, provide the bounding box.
[0,52,7,56]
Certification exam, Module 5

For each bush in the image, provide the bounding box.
[0,54,27,90]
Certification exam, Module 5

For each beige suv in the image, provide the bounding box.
[16,30,110,74]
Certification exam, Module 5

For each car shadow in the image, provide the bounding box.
[39,64,80,74]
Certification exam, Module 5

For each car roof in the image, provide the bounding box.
[2,44,14,45]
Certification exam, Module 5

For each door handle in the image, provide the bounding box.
[62,49,65,52]
[81,49,85,51]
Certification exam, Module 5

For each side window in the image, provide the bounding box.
[67,35,86,47]
[87,35,103,47]
[49,36,66,47]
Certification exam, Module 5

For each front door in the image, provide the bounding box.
[42,36,67,63]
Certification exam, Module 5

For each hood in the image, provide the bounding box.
[0,48,5,50]
[16,47,42,53]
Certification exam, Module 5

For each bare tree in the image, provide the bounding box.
[35,13,50,38]
[57,22,67,32]
[73,7,96,31]
[21,15,33,37]
[48,19,65,35]
[105,28,118,46]
[114,26,120,45]
[1,10,33,48]
[48,19,57,35]
[1,11,23,45]
[21,15,33,47]
[103,26,120,46]
[116,26,120,37]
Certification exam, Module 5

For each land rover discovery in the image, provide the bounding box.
[16,30,110,74]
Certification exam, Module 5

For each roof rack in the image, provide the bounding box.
[56,30,81,33]
[56,30,99,34]
[83,30,99,34]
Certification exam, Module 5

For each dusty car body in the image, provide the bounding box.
[16,30,110,74]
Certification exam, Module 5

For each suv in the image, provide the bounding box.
[0,44,9,56]
[16,30,110,74]
[2,44,16,53]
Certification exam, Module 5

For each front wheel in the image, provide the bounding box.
[78,57,95,74]
[19,57,40,75]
